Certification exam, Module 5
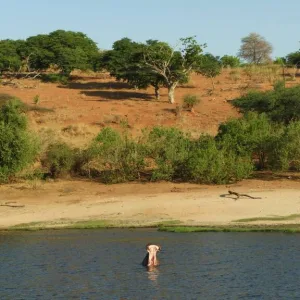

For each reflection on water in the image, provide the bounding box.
[1,229,300,299]
[147,266,160,283]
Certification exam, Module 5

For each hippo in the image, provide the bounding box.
[142,244,161,267]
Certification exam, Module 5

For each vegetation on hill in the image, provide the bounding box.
[2,82,300,184]
[2,30,300,184]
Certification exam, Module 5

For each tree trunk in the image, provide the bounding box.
[168,82,177,104]
[154,85,160,100]
[210,77,215,91]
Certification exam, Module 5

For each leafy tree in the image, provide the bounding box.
[24,34,55,71]
[286,51,300,67]
[220,55,241,68]
[23,30,99,75]
[47,30,99,75]
[143,37,205,103]
[101,38,164,100]
[0,39,23,73]
[197,53,222,91]
[238,33,273,64]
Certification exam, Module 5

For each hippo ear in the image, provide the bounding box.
[158,245,161,251]
[146,243,150,250]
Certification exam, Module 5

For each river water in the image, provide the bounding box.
[0,229,300,299]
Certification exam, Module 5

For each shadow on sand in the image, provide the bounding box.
[60,81,132,90]
[81,90,153,101]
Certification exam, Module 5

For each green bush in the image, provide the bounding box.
[232,86,300,124]
[146,127,192,181]
[42,142,75,178]
[185,137,253,183]
[267,121,300,171]
[0,93,15,107]
[216,112,283,169]
[220,55,241,68]
[273,80,285,91]
[82,127,146,183]
[0,99,40,181]
[182,94,200,111]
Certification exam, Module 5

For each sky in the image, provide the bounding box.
[1,0,299,58]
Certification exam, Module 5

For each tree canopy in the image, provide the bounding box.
[0,30,100,75]
[101,36,205,103]
[101,38,165,99]
[238,33,273,64]
[0,39,24,73]
[196,53,222,90]
[142,37,205,103]
[286,51,300,67]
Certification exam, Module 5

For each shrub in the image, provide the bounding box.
[42,142,75,178]
[182,94,200,112]
[273,80,285,91]
[33,95,40,105]
[0,99,40,181]
[220,55,241,68]
[185,137,253,183]
[216,112,283,169]
[267,121,300,171]
[146,127,192,181]
[82,127,146,183]
[0,93,15,107]
[232,86,300,124]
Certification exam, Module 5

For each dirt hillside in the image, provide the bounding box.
[2,68,298,146]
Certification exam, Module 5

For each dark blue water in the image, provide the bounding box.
[0,229,300,299]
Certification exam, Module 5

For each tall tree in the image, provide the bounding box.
[238,33,273,64]
[143,37,205,103]
[286,51,300,67]
[102,38,164,100]
[0,40,23,73]
[197,53,222,91]
[48,30,99,75]
[23,30,99,75]
[23,34,55,72]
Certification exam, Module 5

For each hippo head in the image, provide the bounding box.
[142,244,161,267]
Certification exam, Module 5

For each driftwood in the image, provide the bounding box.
[228,190,262,201]
[0,201,24,208]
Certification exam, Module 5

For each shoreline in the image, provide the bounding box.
[1,178,300,231]
[4,221,300,233]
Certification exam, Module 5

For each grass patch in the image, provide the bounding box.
[65,220,113,229]
[7,220,114,231]
[8,221,51,231]
[154,220,182,227]
[234,214,300,223]
[6,220,300,233]
[158,225,300,233]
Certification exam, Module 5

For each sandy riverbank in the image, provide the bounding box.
[0,178,300,229]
